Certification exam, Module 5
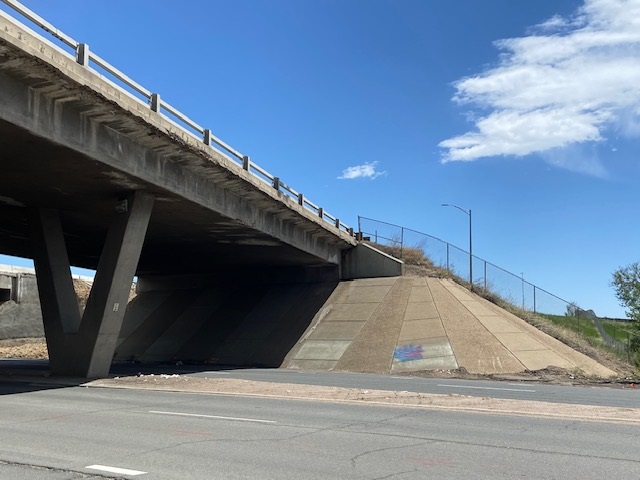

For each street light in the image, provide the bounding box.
[442,204,472,291]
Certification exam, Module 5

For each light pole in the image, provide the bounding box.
[442,204,472,291]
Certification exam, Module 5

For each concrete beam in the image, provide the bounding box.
[29,192,153,377]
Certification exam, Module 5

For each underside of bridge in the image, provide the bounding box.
[0,119,342,275]
[0,11,402,377]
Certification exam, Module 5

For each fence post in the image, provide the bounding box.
[400,227,404,259]
[358,215,361,236]
[446,243,450,273]
[613,325,616,344]
[533,286,537,314]
[484,261,487,292]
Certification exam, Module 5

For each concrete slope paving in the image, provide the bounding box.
[284,276,617,378]
[438,279,616,377]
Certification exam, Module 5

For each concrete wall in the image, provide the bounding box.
[0,270,44,338]
[341,243,404,279]
[0,265,94,340]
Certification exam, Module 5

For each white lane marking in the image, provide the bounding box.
[86,465,146,476]
[437,384,536,393]
[149,410,277,424]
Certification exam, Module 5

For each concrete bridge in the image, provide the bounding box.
[0,2,401,377]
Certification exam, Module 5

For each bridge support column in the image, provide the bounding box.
[29,192,154,378]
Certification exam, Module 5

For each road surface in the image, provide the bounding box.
[0,374,639,479]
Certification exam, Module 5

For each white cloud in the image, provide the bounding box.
[338,161,386,180]
[439,0,640,175]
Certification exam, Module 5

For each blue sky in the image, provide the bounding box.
[1,0,639,318]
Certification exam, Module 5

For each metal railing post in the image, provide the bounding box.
[400,227,404,259]
[533,286,537,314]
[150,93,161,112]
[76,43,89,66]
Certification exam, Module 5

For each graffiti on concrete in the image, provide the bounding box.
[394,344,424,362]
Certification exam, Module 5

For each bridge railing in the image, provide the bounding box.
[0,0,354,238]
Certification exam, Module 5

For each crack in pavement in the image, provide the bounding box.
[349,442,427,469]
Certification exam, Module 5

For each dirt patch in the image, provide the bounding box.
[396,365,639,387]
[88,374,640,424]
[0,337,48,359]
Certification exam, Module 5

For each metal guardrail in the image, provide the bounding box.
[0,0,355,238]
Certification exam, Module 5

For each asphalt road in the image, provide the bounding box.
[0,378,639,479]
[2,359,640,407]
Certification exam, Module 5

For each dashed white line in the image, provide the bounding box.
[437,384,536,393]
[86,465,146,476]
[149,410,277,424]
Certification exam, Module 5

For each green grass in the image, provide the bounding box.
[537,314,600,340]
[603,321,634,344]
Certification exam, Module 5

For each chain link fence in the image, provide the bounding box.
[358,216,639,364]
